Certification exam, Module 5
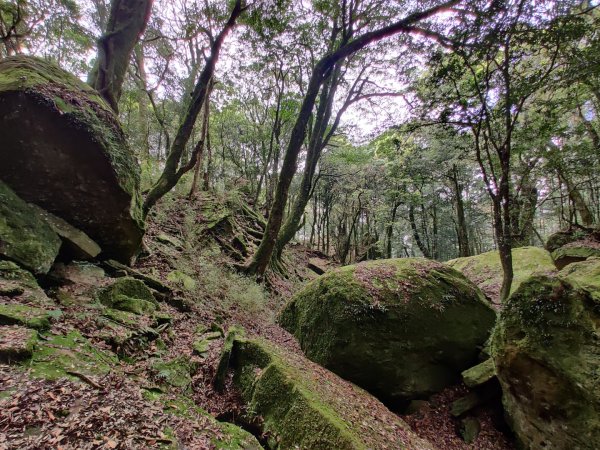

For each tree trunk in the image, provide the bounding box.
[450,165,470,257]
[89,0,153,113]
[409,204,431,258]
[142,0,243,217]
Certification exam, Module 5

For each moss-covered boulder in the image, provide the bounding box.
[280,258,496,403]
[447,246,556,303]
[96,277,157,314]
[231,338,433,450]
[545,229,594,253]
[0,56,144,263]
[492,258,600,449]
[551,241,600,270]
[0,180,61,274]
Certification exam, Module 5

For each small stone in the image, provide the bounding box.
[462,358,496,388]
[460,417,481,443]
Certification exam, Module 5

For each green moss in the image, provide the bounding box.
[559,257,600,295]
[113,294,157,315]
[447,246,556,302]
[0,303,53,330]
[167,270,196,291]
[280,258,495,402]
[151,357,197,390]
[0,180,61,274]
[97,277,157,310]
[552,245,600,269]
[491,269,600,449]
[147,392,262,449]
[28,331,117,380]
[231,338,427,450]
[102,307,140,326]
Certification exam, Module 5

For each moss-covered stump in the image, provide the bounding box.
[0,180,61,274]
[97,277,158,314]
[0,55,144,263]
[447,246,556,303]
[551,241,600,270]
[231,338,433,450]
[491,260,600,449]
[280,258,495,404]
[0,325,37,362]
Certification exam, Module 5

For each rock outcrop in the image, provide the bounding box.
[492,257,600,449]
[280,258,496,404]
[0,56,144,263]
[447,246,556,303]
[230,337,433,449]
[0,180,61,274]
[551,240,600,270]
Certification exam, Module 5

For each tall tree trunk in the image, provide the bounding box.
[89,0,153,113]
[409,204,431,258]
[142,0,244,217]
[450,165,470,257]
[189,82,212,198]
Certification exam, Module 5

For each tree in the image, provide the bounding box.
[245,0,464,277]
[142,0,246,217]
[89,0,154,112]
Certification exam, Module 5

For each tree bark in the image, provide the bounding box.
[89,0,153,113]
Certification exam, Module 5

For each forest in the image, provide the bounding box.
[0,0,599,449]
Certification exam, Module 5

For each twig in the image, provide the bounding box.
[66,371,103,389]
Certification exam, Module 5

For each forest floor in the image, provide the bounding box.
[0,192,515,449]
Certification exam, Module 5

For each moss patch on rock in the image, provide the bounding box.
[0,261,53,306]
[491,259,600,449]
[0,55,144,263]
[97,277,157,315]
[447,246,556,303]
[551,242,600,270]
[231,338,432,450]
[28,330,117,380]
[280,258,495,403]
[151,357,197,391]
[0,303,55,330]
[0,181,61,274]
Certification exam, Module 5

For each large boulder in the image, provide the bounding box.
[0,56,144,263]
[447,246,556,304]
[280,258,496,404]
[230,337,433,449]
[0,180,61,274]
[492,258,600,449]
